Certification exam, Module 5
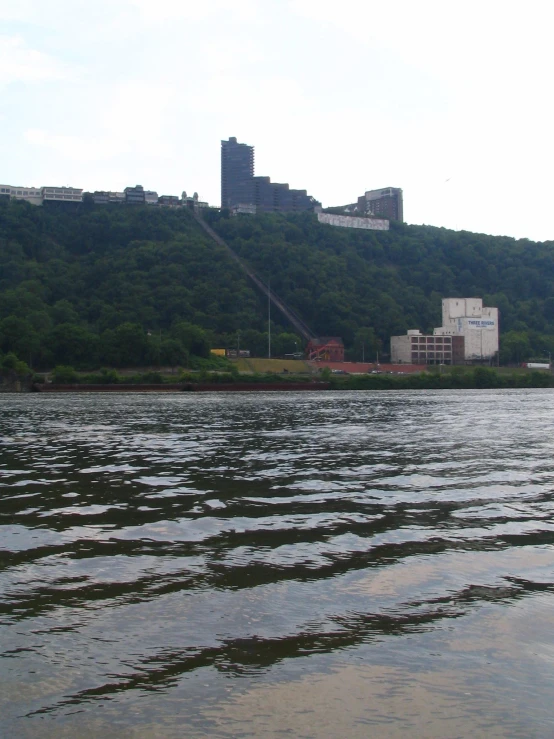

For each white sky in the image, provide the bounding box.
[1,0,553,241]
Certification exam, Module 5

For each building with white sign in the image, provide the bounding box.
[390,297,499,364]
[434,298,498,360]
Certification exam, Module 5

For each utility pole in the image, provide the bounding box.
[268,278,271,359]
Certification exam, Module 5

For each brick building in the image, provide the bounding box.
[358,187,403,221]
[391,330,465,365]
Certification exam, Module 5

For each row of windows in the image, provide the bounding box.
[1,188,41,196]
[412,353,452,359]
[44,194,82,200]
[411,337,452,344]
[44,189,81,195]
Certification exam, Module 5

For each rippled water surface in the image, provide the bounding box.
[2,390,554,737]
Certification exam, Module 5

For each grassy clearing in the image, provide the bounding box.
[234,358,313,374]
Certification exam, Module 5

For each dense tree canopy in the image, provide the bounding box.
[1,197,553,368]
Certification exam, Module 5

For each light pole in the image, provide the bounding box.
[268,278,271,359]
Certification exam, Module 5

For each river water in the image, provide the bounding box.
[1,390,554,738]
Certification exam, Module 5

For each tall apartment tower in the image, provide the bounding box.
[221,137,255,209]
[358,187,403,221]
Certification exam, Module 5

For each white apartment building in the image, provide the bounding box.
[42,186,83,203]
[0,185,43,205]
[0,185,83,205]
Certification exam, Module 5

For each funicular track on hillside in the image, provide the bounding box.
[192,211,312,338]
[192,211,342,361]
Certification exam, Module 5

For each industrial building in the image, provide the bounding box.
[221,137,320,213]
[391,297,499,365]
[391,331,465,365]
[436,298,499,360]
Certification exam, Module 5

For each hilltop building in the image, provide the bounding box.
[221,137,320,213]
[2,180,209,210]
[390,297,499,365]
[182,191,209,210]
[357,188,403,221]
[124,185,146,205]
[158,195,180,207]
[0,184,82,205]
[92,191,125,204]
[221,137,255,210]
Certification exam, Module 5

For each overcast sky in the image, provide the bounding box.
[1,0,553,241]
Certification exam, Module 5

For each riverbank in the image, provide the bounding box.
[21,365,554,393]
[33,382,332,393]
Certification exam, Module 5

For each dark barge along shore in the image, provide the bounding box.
[33,383,332,393]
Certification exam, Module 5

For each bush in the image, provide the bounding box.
[1,352,30,377]
[81,368,121,384]
[51,365,79,383]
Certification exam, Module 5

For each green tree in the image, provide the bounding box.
[51,365,79,383]
[100,323,149,367]
[48,324,98,368]
[0,316,40,365]
[500,331,532,364]
[170,321,210,358]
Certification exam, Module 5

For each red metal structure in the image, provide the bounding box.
[306,337,344,362]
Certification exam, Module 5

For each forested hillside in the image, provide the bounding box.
[0,197,553,369]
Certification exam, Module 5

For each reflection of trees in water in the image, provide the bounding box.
[26,576,554,716]
[6,490,554,623]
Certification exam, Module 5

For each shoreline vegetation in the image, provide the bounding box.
[14,364,554,392]
[3,200,554,376]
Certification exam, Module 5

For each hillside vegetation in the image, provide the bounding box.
[0,198,553,369]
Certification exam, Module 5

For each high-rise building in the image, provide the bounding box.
[357,187,403,221]
[221,136,320,213]
[221,137,255,209]
[252,177,318,213]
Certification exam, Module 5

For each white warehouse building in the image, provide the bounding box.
[390,297,499,365]
[434,298,499,361]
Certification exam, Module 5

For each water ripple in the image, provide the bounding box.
[2,390,554,736]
